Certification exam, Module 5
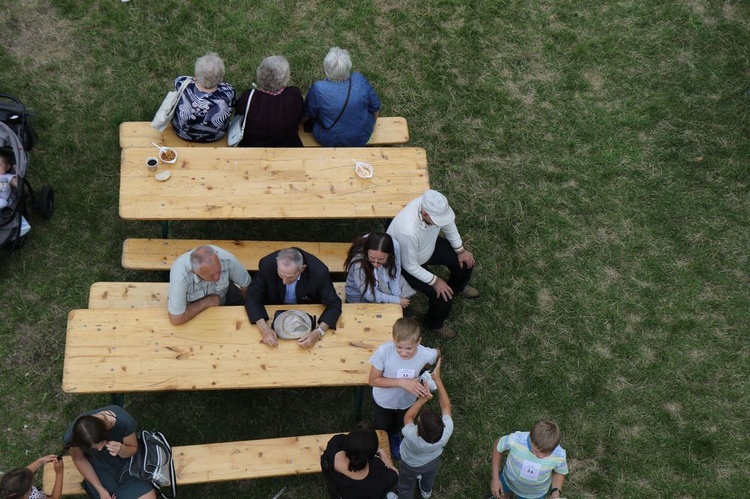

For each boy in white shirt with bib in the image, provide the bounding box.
[489,420,568,499]
[369,317,439,461]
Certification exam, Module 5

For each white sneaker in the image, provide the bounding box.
[419,371,437,391]
[20,216,31,237]
[417,475,432,498]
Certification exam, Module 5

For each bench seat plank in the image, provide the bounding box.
[119,118,408,148]
[63,303,400,393]
[89,282,346,308]
[43,431,389,495]
[122,239,350,271]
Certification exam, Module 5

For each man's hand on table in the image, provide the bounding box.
[256,319,279,347]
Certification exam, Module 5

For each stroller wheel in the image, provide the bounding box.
[36,186,54,219]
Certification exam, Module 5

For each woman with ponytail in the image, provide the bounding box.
[321,423,398,498]
[63,406,155,499]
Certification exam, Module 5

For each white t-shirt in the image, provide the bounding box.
[369,341,438,410]
[400,415,454,467]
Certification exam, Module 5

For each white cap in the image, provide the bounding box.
[421,190,455,226]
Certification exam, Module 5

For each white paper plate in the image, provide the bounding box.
[155,170,171,182]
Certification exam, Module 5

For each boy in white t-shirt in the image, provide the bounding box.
[369,317,439,460]
[397,358,453,499]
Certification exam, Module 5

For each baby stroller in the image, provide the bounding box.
[0,93,54,250]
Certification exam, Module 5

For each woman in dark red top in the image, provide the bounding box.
[234,55,304,147]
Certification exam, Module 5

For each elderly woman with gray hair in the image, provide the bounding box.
[304,47,381,147]
[171,52,235,142]
[234,55,304,147]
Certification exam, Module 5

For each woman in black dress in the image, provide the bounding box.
[321,423,398,499]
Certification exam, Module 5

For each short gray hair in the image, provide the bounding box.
[194,52,226,88]
[190,245,218,272]
[257,56,291,92]
[323,47,351,81]
[277,248,304,270]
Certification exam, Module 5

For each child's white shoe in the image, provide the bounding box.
[419,370,437,391]
[417,475,432,498]
[20,216,31,237]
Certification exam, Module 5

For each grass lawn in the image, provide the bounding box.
[1,0,748,497]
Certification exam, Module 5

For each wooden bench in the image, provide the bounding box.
[122,239,350,272]
[43,430,390,496]
[119,117,409,148]
[89,281,347,308]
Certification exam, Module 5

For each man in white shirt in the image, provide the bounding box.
[387,190,478,338]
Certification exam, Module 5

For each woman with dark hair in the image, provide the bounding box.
[321,423,398,499]
[0,454,63,499]
[344,232,414,309]
[63,406,155,499]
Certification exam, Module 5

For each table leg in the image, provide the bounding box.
[354,386,364,422]
[161,221,170,239]
[111,393,124,407]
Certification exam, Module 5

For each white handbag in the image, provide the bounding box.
[227,88,255,147]
[150,77,192,132]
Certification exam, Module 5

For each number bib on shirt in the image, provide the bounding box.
[396,368,416,378]
[520,460,542,481]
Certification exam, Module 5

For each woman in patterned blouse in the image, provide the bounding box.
[171,52,235,142]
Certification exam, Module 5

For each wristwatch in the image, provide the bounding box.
[315,327,325,337]
[549,488,560,496]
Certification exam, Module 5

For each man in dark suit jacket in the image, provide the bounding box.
[245,247,342,348]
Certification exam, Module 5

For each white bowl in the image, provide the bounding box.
[159,147,178,164]
[354,161,373,179]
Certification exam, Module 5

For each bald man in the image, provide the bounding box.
[168,245,251,325]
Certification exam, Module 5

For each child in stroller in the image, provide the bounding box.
[0,93,53,249]
[0,148,18,210]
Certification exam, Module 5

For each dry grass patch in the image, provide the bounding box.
[0,0,76,70]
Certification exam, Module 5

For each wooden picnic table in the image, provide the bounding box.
[119,147,429,220]
[63,303,400,394]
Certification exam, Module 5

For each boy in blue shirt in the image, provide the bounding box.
[369,317,439,460]
[489,420,568,499]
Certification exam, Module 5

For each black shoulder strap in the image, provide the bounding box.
[318,78,352,132]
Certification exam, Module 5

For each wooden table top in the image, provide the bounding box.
[63,303,401,393]
[119,147,429,220]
